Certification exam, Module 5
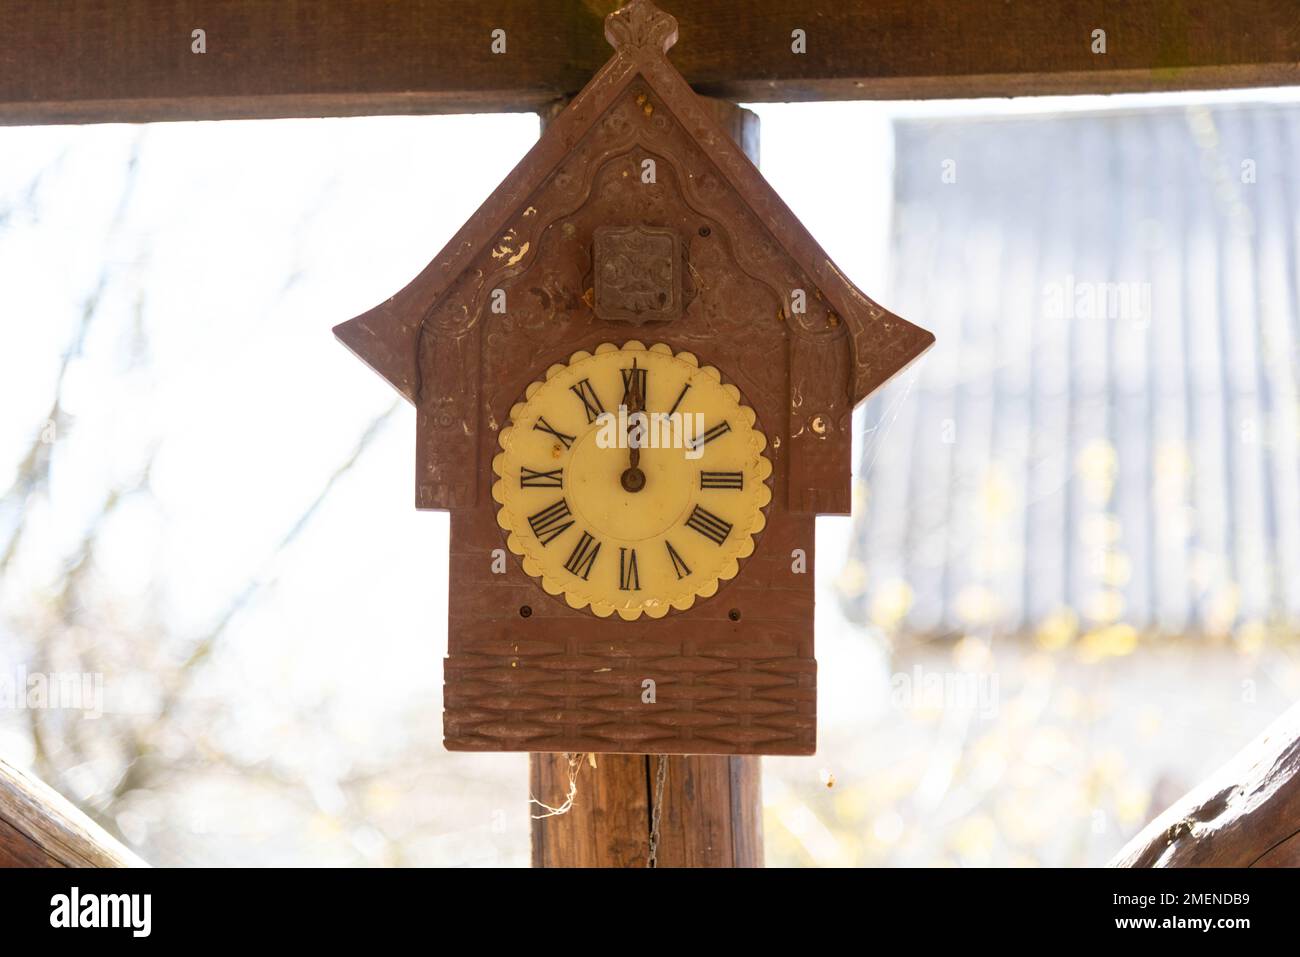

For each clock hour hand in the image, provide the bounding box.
[621,360,646,493]
[628,361,643,469]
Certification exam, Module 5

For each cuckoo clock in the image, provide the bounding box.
[334,0,933,756]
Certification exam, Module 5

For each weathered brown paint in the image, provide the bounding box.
[335,0,933,757]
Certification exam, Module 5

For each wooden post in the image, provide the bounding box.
[531,753,762,867]
[1109,700,1300,867]
[0,759,146,867]
[530,97,763,869]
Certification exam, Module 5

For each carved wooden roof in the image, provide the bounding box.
[333,0,933,410]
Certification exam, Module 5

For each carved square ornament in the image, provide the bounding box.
[332,0,934,756]
[593,224,683,323]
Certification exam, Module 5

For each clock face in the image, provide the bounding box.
[492,341,772,620]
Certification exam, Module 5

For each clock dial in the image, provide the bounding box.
[492,341,772,620]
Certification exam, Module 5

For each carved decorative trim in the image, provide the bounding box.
[592,224,683,323]
[605,0,679,54]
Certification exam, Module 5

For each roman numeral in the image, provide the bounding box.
[668,382,691,415]
[520,466,563,488]
[691,420,731,449]
[700,471,743,490]
[685,505,732,545]
[527,499,574,545]
[570,378,605,423]
[621,365,647,403]
[563,531,601,580]
[534,416,575,449]
[618,547,640,591]
[665,540,691,580]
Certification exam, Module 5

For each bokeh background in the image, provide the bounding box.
[1,90,1298,866]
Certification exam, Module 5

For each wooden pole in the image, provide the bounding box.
[531,753,762,867]
[0,758,146,867]
[1109,700,1300,867]
[530,97,764,869]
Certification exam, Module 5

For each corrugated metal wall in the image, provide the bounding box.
[844,103,1300,641]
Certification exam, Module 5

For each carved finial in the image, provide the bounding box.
[605,0,678,54]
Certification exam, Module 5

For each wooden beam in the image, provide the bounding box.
[1,1,1297,126]
[1110,701,1300,867]
[0,759,147,867]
